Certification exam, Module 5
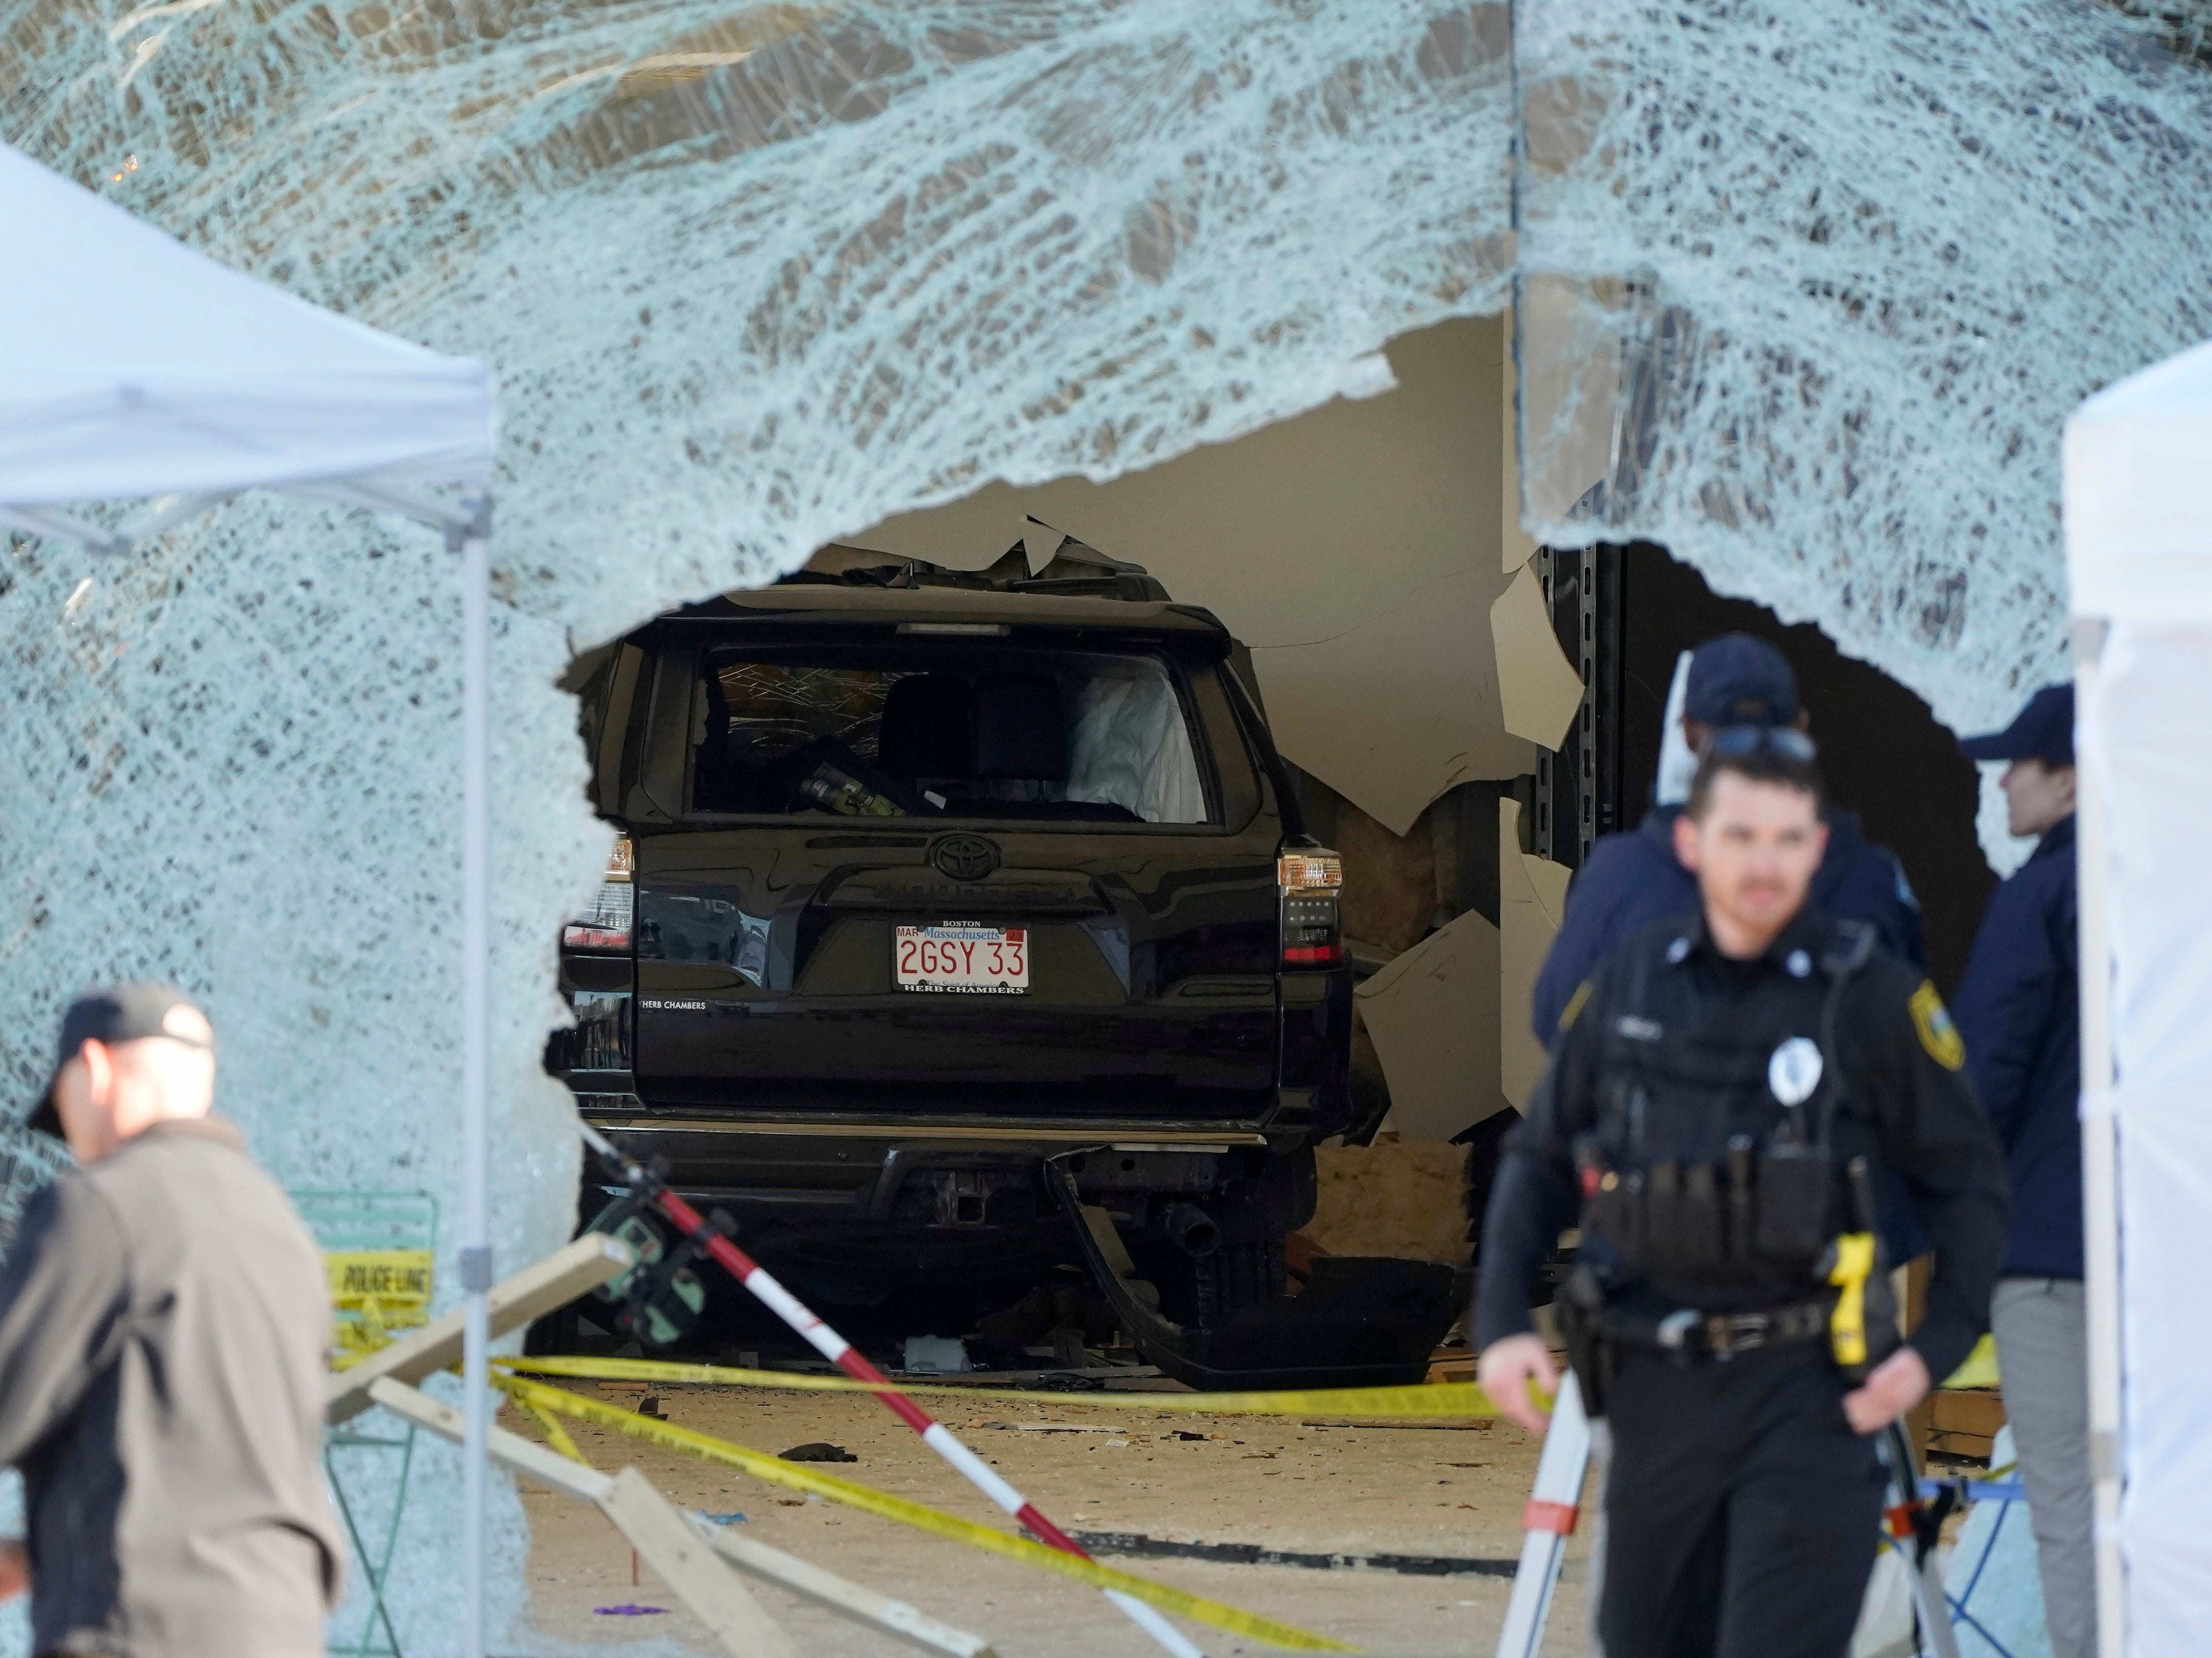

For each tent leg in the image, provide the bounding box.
[2074,618,2124,1658]
[452,498,494,1658]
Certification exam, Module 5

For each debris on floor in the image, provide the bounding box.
[778,1441,858,1463]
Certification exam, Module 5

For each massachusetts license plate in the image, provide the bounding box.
[895,922,1029,994]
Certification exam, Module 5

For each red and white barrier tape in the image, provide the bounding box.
[580,1125,1205,1658]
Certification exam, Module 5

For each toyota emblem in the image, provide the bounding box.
[931,833,1001,882]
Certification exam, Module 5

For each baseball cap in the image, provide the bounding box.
[1683,634,1799,727]
[26,984,213,1138]
[1959,684,2074,767]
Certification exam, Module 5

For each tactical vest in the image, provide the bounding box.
[1573,920,1878,1302]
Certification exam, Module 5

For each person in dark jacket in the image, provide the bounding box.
[0,984,342,1658]
[1529,634,1925,1042]
[1477,730,2010,1658]
[1951,684,2089,1658]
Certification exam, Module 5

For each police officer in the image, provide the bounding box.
[1530,633,1924,1040]
[1952,684,2091,1658]
[1477,729,2010,1658]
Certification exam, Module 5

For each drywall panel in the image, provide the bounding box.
[1258,569,1527,834]
[1489,563,1584,749]
[1499,797,1573,1109]
[855,316,1535,834]
[1353,907,1504,1144]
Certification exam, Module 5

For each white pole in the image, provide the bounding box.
[2074,617,2125,1658]
[1494,1371,1591,1658]
[453,498,494,1658]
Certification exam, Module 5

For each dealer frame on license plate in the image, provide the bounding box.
[895,922,1029,995]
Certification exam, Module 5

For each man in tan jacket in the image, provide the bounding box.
[0,984,342,1658]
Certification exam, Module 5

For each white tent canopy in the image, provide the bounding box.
[0,140,502,1657]
[0,142,493,539]
[2064,336,2212,1656]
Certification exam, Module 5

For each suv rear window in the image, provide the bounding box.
[689,644,1215,825]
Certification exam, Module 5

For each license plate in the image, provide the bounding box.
[896,923,1029,994]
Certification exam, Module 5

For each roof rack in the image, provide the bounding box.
[786,530,1171,603]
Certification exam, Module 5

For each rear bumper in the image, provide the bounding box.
[573,1096,1271,1221]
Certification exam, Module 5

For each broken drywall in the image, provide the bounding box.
[1489,564,1585,749]
[0,5,1515,1651]
[7,2,2179,1643]
[854,316,1535,834]
[1514,0,2212,769]
[1354,909,1505,1144]
[1498,798,1573,1109]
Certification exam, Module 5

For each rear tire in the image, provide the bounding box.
[1150,1234,1286,1329]
[1193,1237,1286,1326]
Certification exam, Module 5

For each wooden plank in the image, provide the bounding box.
[688,1511,998,1658]
[326,1233,634,1423]
[382,1378,993,1658]
[1926,1430,1997,1461]
[599,1468,803,1658]
[1078,1201,1143,1280]
[365,1377,614,1503]
[372,1380,800,1658]
[1931,1390,2008,1438]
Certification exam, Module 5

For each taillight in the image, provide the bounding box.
[562,834,634,951]
[1278,845,1343,968]
[1278,851,1343,893]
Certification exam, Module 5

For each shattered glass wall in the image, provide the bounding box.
[2110,0,2212,61]
[1515,0,2212,756]
[0,4,1513,1651]
[6,0,2208,1644]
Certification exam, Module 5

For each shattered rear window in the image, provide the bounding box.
[713,661,908,767]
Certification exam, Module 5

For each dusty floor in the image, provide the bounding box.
[508,1375,1592,1658]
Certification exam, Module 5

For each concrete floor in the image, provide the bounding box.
[509,1377,1593,1657]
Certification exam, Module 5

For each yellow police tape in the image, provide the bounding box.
[495,1372,1357,1652]
[496,1355,1499,1420]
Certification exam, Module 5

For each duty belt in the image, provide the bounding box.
[1619,1299,1831,1360]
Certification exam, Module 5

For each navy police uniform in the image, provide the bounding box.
[1528,634,1931,1271]
[1476,908,2010,1658]
[1529,804,1924,1040]
[1951,683,2092,1658]
[1954,810,2078,1275]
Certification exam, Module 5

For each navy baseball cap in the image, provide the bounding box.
[1684,634,1799,726]
[26,984,212,1137]
[1959,684,2074,767]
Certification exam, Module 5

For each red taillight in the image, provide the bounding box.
[1279,844,1343,969]
[563,834,634,951]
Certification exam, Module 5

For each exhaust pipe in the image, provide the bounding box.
[1163,1203,1221,1258]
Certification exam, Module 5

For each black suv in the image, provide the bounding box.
[550,542,1456,1386]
